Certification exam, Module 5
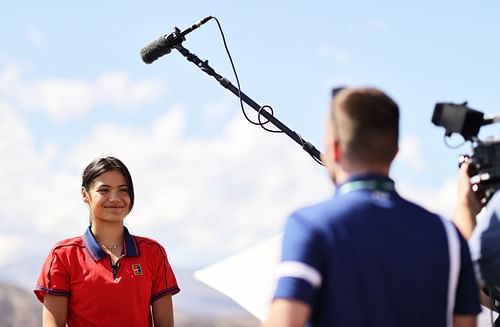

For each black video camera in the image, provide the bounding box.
[432,102,500,204]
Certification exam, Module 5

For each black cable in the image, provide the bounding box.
[211,17,283,134]
[207,17,323,165]
[258,105,283,133]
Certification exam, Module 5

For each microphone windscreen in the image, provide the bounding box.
[140,35,172,64]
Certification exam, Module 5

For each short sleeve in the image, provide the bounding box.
[34,247,71,303]
[151,243,180,302]
[454,233,481,315]
[273,212,325,306]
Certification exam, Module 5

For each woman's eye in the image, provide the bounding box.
[119,189,129,193]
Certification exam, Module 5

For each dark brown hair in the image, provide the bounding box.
[82,156,135,211]
[331,87,399,166]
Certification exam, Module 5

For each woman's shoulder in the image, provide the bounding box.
[132,234,162,247]
[131,234,173,255]
[51,235,85,251]
[43,236,85,262]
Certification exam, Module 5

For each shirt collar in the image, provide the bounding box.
[335,173,395,196]
[83,226,140,261]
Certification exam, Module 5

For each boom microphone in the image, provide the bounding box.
[141,16,213,64]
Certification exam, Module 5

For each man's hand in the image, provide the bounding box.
[453,161,482,239]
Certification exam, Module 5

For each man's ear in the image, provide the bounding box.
[333,140,342,163]
[81,187,90,204]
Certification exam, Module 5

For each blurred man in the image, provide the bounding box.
[263,87,480,327]
[454,162,500,324]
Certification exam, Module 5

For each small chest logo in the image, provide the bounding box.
[132,264,143,276]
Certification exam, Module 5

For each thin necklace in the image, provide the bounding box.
[101,243,122,251]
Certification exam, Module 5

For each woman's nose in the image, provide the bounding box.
[108,190,120,200]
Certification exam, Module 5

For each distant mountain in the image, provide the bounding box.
[0,282,40,327]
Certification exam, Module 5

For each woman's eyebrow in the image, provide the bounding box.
[97,184,128,188]
[97,184,110,188]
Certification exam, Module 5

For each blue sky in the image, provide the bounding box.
[1,1,500,287]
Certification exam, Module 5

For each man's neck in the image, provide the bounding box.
[335,165,390,185]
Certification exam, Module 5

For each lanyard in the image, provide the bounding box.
[337,180,395,196]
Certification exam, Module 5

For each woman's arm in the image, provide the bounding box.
[42,294,68,327]
[152,295,174,327]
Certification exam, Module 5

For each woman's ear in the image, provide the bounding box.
[81,187,90,204]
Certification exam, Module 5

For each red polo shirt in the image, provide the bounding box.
[34,227,180,327]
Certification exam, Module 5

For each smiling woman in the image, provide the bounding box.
[33,156,179,327]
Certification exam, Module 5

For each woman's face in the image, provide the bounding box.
[82,169,131,224]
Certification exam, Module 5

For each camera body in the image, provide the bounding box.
[432,102,500,204]
[466,139,500,203]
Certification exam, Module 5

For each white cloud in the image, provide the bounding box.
[201,95,236,129]
[0,64,167,123]
[0,235,24,266]
[399,177,458,217]
[0,100,332,279]
[0,101,84,236]
[396,134,426,172]
[22,78,95,121]
[95,72,166,109]
[394,134,457,216]
[0,64,21,86]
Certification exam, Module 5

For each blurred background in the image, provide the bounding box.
[1,1,499,326]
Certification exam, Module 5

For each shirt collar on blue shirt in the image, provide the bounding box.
[335,172,396,196]
[83,226,140,261]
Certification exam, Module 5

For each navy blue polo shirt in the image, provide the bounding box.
[273,173,480,327]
